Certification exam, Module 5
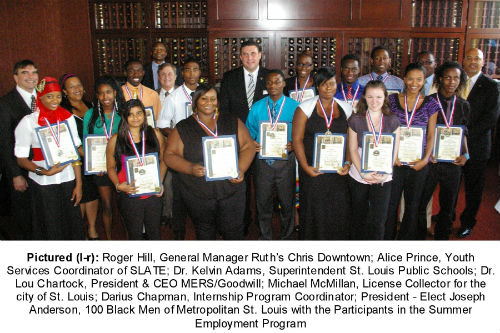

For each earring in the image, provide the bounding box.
[114,98,118,111]
[97,100,101,113]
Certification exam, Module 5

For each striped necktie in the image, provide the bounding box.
[346,86,353,99]
[247,73,255,109]
[30,95,36,112]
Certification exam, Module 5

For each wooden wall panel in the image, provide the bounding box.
[217,0,259,20]
[0,0,94,97]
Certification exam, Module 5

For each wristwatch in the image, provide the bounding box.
[35,167,44,176]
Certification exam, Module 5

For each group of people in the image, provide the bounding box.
[0,41,498,241]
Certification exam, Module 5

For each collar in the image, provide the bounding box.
[426,74,434,84]
[16,85,36,100]
[467,72,481,87]
[437,91,454,102]
[126,81,142,90]
[182,83,197,94]
[371,72,388,79]
[340,80,360,91]
[268,94,285,108]
[160,86,175,95]
[243,66,260,77]
[152,61,164,68]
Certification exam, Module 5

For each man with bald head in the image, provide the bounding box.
[457,48,500,238]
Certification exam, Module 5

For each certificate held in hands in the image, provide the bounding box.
[84,135,108,175]
[433,125,464,162]
[398,126,425,165]
[35,120,80,168]
[125,152,162,197]
[289,87,315,103]
[313,133,346,173]
[202,135,239,181]
[259,122,288,160]
[361,132,395,174]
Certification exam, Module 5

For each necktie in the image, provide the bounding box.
[164,91,169,98]
[30,95,36,112]
[346,86,353,99]
[462,78,471,99]
[377,75,384,81]
[132,88,138,99]
[271,103,278,122]
[247,74,255,109]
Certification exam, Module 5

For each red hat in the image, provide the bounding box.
[35,77,61,97]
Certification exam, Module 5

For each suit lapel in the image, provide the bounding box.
[468,74,485,100]
[253,68,266,103]
[12,89,32,116]
[236,67,248,104]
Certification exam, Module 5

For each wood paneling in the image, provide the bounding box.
[216,0,259,20]
[0,0,94,97]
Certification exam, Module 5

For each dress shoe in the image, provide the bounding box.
[456,227,472,239]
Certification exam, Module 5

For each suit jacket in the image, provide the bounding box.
[466,73,500,160]
[0,88,32,180]
[219,66,269,123]
[142,62,184,91]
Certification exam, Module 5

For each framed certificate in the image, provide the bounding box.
[433,125,464,162]
[312,133,346,173]
[398,126,425,165]
[145,106,155,128]
[259,122,288,160]
[361,132,395,174]
[202,135,239,181]
[185,102,193,119]
[84,135,108,175]
[125,152,162,197]
[35,120,80,168]
[289,87,315,102]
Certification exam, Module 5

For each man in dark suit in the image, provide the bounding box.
[220,40,270,234]
[0,59,39,240]
[220,40,269,122]
[457,48,500,238]
[142,42,183,90]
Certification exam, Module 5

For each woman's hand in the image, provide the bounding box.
[430,155,437,164]
[155,185,164,197]
[304,165,322,177]
[44,163,69,176]
[453,155,467,166]
[71,184,82,206]
[286,141,293,152]
[362,171,387,184]
[409,159,427,171]
[394,157,402,167]
[229,170,245,184]
[337,163,350,176]
[116,181,137,194]
[254,141,261,153]
[190,163,205,178]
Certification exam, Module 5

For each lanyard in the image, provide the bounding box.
[181,85,193,105]
[366,111,384,147]
[436,95,457,128]
[127,130,145,166]
[341,83,360,105]
[403,93,421,128]
[318,98,335,133]
[100,107,115,140]
[195,114,218,137]
[44,118,60,147]
[294,75,310,103]
[266,97,286,130]
[124,84,143,101]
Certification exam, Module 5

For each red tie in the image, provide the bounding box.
[346,86,353,99]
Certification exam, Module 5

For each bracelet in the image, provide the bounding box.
[35,167,44,176]
[463,153,470,160]
[72,161,82,166]
[343,161,351,166]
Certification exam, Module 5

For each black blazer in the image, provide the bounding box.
[142,62,184,90]
[466,73,500,160]
[0,88,32,180]
[219,66,269,123]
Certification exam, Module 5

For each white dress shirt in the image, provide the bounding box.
[157,84,195,129]
[14,112,81,185]
[243,66,260,94]
[158,86,176,108]
[16,85,36,109]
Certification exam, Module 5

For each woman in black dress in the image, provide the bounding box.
[59,73,99,240]
[292,67,352,240]
[164,84,255,240]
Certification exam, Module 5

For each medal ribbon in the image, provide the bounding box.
[127,130,145,166]
[100,107,115,141]
[369,73,389,83]
[436,95,456,128]
[294,75,310,103]
[266,97,286,130]
[195,114,218,137]
[181,85,193,105]
[404,93,421,129]
[124,84,143,101]
[341,83,360,105]
[44,118,61,147]
[366,111,384,147]
[318,98,335,131]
